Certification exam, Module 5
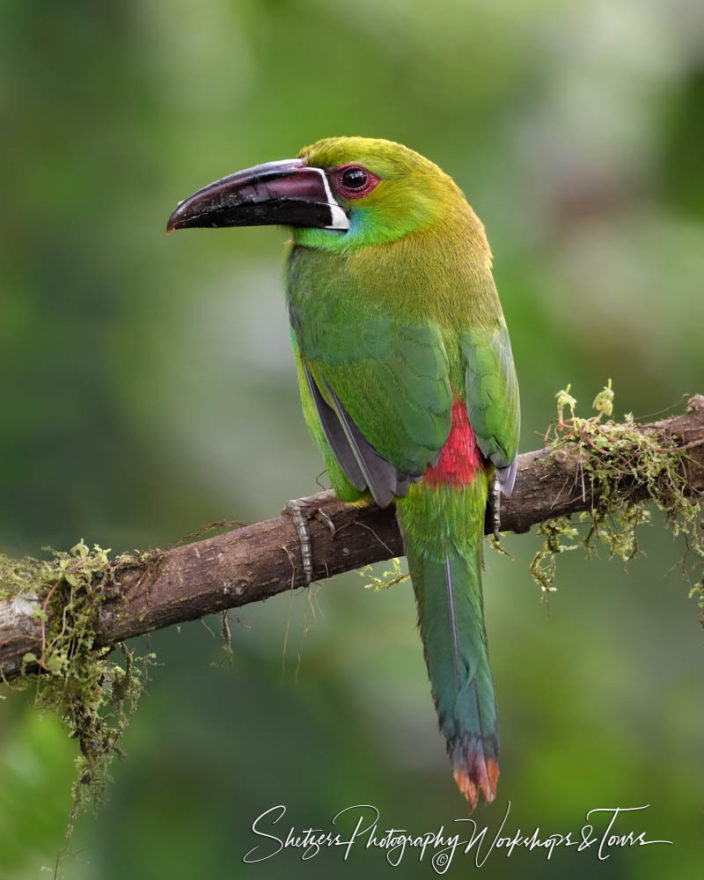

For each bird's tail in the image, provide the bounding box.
[396,482,498,810]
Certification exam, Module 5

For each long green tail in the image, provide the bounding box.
[396,482,499,810]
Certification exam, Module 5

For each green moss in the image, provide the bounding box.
[360,557,409,590]
[0,541,155,838]
[529,518,580,594]
[531,384,704,601]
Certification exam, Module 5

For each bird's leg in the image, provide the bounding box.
[283,496,336,584]
[491,474,501,540]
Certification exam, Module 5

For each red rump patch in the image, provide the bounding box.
[424,398,483,487]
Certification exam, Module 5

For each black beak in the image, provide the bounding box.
[166,159,349,233]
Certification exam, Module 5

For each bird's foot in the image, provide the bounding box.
[283,496,336,584]
[490,474,501,540]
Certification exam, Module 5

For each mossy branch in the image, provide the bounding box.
[1,390,702,842]
[2,395,703,688]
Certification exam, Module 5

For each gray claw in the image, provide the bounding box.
[314,508,336,538]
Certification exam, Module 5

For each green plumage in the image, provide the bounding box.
[286,138,520,809]
[289,246,453,479]
[398,482,497,799]
[462,323,520,471]
[170,135,520,808]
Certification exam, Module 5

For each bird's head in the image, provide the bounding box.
[167,137,474,252]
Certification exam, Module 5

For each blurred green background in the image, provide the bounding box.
[1,0,703,877]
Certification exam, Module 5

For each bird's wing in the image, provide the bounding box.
[461,319,520,495]
[291,303,453,508]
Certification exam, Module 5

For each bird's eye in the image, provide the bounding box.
[331,164,380,199]
[341,167,368,190]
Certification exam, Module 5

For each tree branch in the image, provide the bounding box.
[2,396,703,683]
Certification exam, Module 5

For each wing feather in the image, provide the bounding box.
[462,320,520,496]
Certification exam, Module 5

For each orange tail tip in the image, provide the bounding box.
[453,758,499,812]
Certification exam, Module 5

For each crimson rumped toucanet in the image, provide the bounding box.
[168,137,520,810]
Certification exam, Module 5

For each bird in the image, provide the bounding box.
[167,137,520,810]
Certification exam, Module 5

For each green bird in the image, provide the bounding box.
[167,137,520,810]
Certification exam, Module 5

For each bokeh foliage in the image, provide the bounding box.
[1,0,703,877]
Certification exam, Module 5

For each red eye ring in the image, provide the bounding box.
[330,164,380,200]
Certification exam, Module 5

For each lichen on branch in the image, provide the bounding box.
[530,384,704,597]
[0,542,154,825]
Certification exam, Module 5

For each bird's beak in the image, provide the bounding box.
[166,159,349,233]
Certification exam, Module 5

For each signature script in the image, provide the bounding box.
[242,803,672,872]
